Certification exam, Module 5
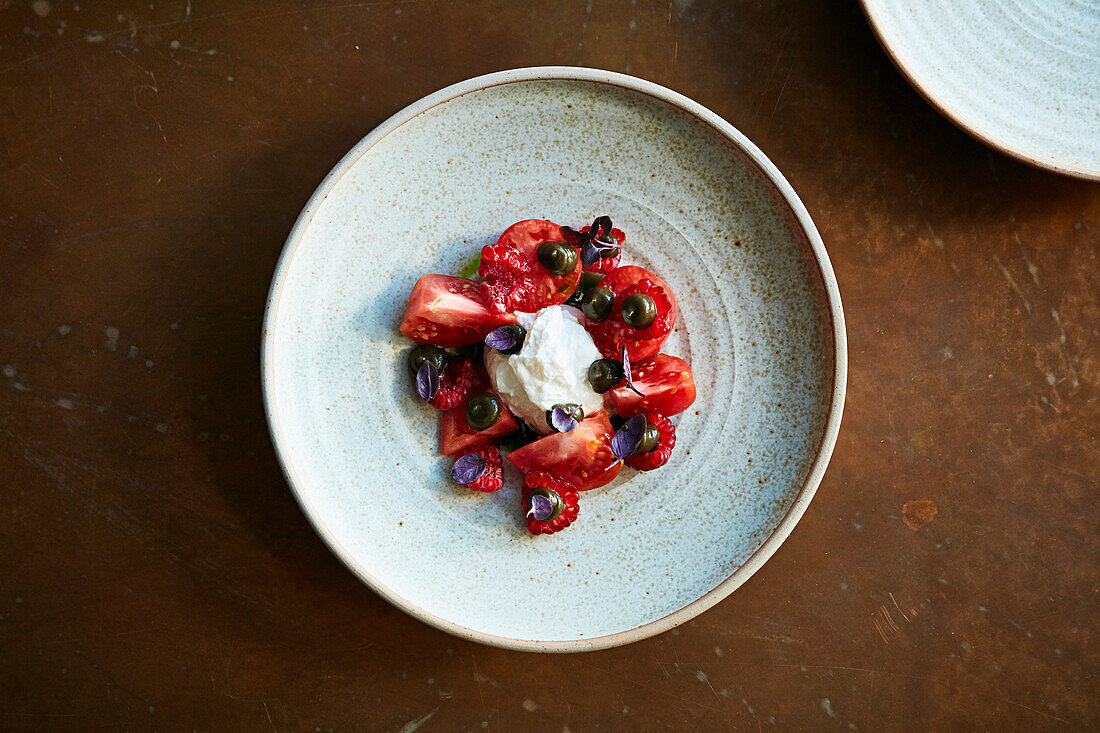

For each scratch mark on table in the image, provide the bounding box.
[582,662,722,714]
[863,649,878,730]
[262,701,277,732]
[694,670,721,703]
[469,652,488,721]
[872,616,889,644]
[892,249,919,308]
[749,23,792,133]
[992,254,1032,315]
[768,49,800,124]
[1050,309,1080,389]
[1021,252,1041,289]
[998,697,1071,725]
[922,219,960,273]
[402,707,437,732]
[888,592,909,622]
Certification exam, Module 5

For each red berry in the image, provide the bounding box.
[454,446,503,493]
[429,357,475,410]
[478,242,535,314]
[624,412,676,471]
[522,472,580,535]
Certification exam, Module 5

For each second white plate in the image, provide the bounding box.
[862,0,1100,180]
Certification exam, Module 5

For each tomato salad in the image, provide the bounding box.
[400,218,697,535]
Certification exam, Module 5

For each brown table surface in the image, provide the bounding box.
[2,1,1097,730]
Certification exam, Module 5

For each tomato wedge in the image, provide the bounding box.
[608,353,696,418]
[440,392,519,455]
[505,411,622,491]
[585,265,677,362]
[478,219,582,314]
[400,274,516,347]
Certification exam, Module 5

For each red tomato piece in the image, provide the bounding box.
[608,353,696,418]
[478,219,581,314]
[400,274,516,347]
[586,265,677,362]
[505,411,622,491]
[440,391,519,456]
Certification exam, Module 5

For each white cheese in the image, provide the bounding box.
[484,305,605,434]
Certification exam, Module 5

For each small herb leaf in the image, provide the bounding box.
[592,216,613,240]
[621,345,645,397]
[549,406,580,433]
[452,453,487,485]
[559,226,584,247]
[416,360,440,400]
[527,493,554,521]
[611,414,647,461]
[458,253,482,279]
[579,240,599,267]
[485,324,520,353]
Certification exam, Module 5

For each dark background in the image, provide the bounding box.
[1,0,1096,730]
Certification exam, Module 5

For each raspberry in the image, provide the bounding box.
[522,472,580,535]
[453,445,503,493]
[478,242,534,314]
[624,412,676,471]
[429,357,475,410]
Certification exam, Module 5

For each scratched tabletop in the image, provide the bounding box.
[1,1,1097,730]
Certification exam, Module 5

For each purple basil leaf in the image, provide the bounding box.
[527,493,553,521]
[560,226,584,246]
[451,453,487,485]
[416,360,440,401]
[621,345,645,398]
[580,240,602,267]
[485,325,518,353]
[549,406,579,433]
[611,414,647,461]
[592,216,612,240]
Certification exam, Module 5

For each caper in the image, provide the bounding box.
[587,358,625,393]
[564,270,605,307]
[536,241,579,276]
[621,293,657,329]
[637,421,660,454]
[580,286,615,323]
[528,487,565,521]
[406,343,448,379]
[577,270,605,294]
[545,403,584,430]
[465,392,502,431]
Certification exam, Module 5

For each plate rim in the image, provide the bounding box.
[261,66,848,653]
[859,0,1100,181]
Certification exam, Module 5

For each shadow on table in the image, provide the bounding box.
[163,114,466,655]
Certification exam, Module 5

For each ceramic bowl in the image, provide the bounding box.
[861,0,1100,180]
[262,67,846,652]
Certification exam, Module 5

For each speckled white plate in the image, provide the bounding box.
[861,0,1100,180]
[262,67,846,652]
